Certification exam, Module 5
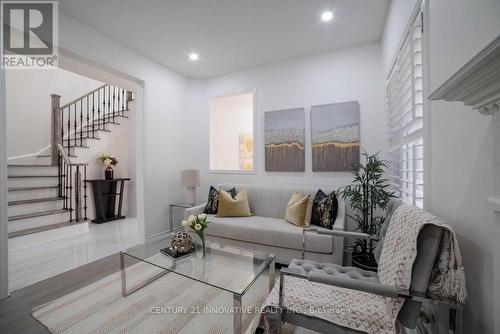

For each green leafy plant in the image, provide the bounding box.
[338,151,395,266]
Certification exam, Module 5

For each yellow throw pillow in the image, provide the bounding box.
[216,188,252,217]
[285,192,310,227]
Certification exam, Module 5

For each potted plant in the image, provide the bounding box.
[338,152,395,271]
[97,153,118,180]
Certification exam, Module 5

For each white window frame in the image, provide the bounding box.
[385,6,425,209]
[208,89,257,174]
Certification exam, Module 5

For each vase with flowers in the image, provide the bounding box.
[181,214,210,257]
[97,153,118,180]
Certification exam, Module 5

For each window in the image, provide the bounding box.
[209,91,255,172]
[386,13,424,208]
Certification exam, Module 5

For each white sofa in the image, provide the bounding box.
[184,183,345,265]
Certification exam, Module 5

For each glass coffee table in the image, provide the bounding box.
[120,228,276,334]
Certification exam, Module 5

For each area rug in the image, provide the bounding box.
[32,253,268,334]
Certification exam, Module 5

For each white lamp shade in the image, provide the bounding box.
[181,169,200,187]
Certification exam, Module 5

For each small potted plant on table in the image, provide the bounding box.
[338,152,395,271]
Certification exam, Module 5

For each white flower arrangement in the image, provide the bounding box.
[181,214,210,235]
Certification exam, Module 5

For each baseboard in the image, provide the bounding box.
[147,229,171,242]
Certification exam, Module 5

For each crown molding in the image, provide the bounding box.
[429,34,500,115]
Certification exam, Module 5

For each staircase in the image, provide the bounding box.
[7,84,132,239]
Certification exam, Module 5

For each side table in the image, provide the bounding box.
[85,178,130,223]
[169,202,200,229]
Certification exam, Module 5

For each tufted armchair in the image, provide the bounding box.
[267,199,464,334]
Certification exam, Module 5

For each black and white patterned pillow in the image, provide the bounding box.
[311,190,338,229]
[203,186,237,214]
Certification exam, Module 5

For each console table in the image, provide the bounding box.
[85,178,130,223]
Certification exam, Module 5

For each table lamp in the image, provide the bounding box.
[181,169,200,205]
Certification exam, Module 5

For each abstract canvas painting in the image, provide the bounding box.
[265,108,305,171]
[311,101,360,171]
[239,133,253,170]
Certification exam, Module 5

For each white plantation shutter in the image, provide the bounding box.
[386,13,424,209]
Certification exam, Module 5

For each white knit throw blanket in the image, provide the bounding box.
[261,205,467,334]
[378,205,467,304]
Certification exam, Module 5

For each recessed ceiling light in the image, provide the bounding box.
[188,53,199,61]
[321,11,333,22]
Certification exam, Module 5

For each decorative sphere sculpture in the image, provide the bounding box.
[171,231,193,253]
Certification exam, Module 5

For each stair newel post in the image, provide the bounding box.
[74,165,82,222]
[50,94,62,166]
[83,165,88,221]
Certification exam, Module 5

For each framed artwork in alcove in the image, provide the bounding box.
[310,101,360,171]
[239,133,253,171]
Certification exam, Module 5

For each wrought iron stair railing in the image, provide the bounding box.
[57,84,130,154]
[50,84,132,223]
[57,143,87,222]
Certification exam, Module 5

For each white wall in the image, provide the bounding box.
[58,13,188,238]
[384,0,500,332]
[5,68,104,157]
[427,0,500,332]
[184,42,385,202]
[82,116,136,219]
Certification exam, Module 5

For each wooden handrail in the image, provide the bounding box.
[59,84,108,110]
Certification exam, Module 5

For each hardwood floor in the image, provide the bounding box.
[9,217,140,291]
[0,253,121,334]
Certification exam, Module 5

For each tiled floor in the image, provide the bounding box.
[8,218,142,292]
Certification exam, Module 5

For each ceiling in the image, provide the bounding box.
[60,0,390,79]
